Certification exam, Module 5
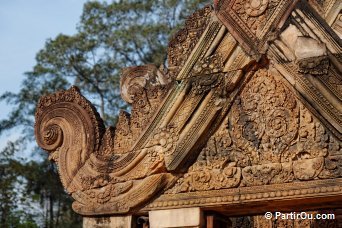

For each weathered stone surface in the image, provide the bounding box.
[83,216,132,228]
[294,37,327,60]
[34,0,341,225]
[149,208,203,228]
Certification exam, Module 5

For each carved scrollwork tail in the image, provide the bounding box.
[35,86,105,193]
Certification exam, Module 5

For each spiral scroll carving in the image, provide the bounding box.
[42,124,63,147]
[35,86,105,192]
[34,82,176,215]
[231,69,299,165]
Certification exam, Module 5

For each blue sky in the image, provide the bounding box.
[0,0,93,153]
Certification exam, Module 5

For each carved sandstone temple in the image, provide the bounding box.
[35,0,342,227]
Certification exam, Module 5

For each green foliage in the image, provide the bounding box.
[0,0,209,226]
[0,140,39,227]
[22,153,82,228]
[2,212,39,228]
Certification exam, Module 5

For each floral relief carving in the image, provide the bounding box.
[190,53,224,77]
[148,127,179,155]
[191,73,224,95]
[315,63,342,100]
[115,65,171,153]
[232,0,281,35]
[241,162,294,186]
[230,69,299,165]
[308,0,337,17]
[216,0,299,59]
[171,163,241,192]
[244,0,269,17]
[167,118,242,193]
[168,5,213,70]
[114,111,133,154]
[168,68,341,193]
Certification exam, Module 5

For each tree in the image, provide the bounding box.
[0,0,209,226]
[22,155,82,228]
[0,140,22,226]
[0,140,39,228]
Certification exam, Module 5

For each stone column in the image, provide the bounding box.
[149,207,204,228]
[83,216,133,228]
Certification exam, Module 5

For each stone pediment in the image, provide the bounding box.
[35,0,341,217]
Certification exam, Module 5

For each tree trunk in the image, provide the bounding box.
[55,198,61,227]
[49,195,54,228]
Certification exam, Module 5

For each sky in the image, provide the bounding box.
[0,0,92,155]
